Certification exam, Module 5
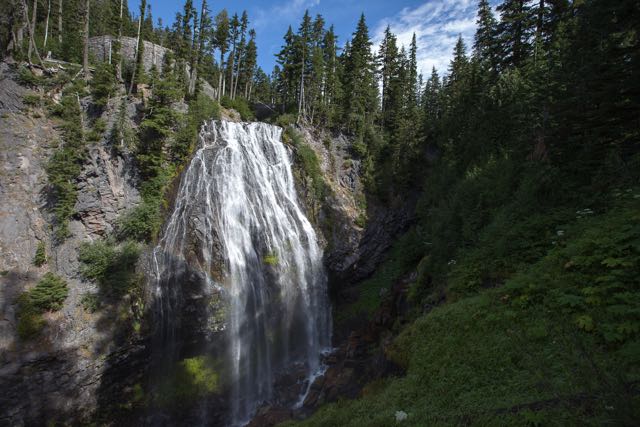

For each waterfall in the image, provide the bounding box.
[151,121,331,425]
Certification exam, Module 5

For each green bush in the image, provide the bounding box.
[26,273,69,311]
[33,241,47,266]
[117,202,162,243]
[220,96,254,121]
[23,91,42,107]
[46,93,86,240]
[171,94,220,163]
[156,355,221,406]
[90,62,116,109]
[80,293,101,313]
[86,118,107,143]
[504,194,640,345]
[17,273,69,339]
[78,239,140,297]
[275,113,296,128]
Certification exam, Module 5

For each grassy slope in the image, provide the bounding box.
[291,193,640,426]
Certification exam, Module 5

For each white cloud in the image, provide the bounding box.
[373,0,480,77]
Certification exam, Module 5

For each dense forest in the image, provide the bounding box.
[1,0,639,425]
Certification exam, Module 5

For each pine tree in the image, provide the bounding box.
[213,9,229,100]
[322,25,340,125]
[496,0,534,69]
[276,25,296,109]
[474,0,499,72]
[241,29,257,99]
[342,13,377,136]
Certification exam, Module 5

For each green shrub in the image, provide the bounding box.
[79,239,140,297]
[275,113,296,128]
[220,96,254,121]
[171,94,220,163]
[90,62,116,109]
[17,66,44,86]
[80,293,101,313]
[263,253,279,266]
[504,194,640,345]
[23,91,42,107]
[17,273,69,339]
[86,118,107,143]
[33,241,47,266]
[157,355,221,406]
[46,93,86,240]
[117,202,162,243]
[26,273,69,311]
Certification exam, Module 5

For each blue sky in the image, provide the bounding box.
[131,0,497,77]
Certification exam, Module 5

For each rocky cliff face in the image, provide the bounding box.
[293,126,416,305]
[0,63,145,425]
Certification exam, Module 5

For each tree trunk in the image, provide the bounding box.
[58,0,62,44]
[115,0,123,82]
[189,0,206,96]
[228,39,236,99]
[43,0,51,49]
[218,51,224,101]
[83,0,90,80]
[233,54,242,99]
[21,0,43,66]
[128,12,143,95]
[27,0,37,61]
[297,49,305,124]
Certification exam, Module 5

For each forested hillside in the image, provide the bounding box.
[1,0,639,425]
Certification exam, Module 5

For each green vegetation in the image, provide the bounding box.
[294,288,639,426]
[46,90,86,241]
[336,230,423,324]
[33,241,47,267]
[285,127,330,201]
[156,355,221,406]
[263,252,279,266]
[17,273,69,339]
[80,293,101,313]
[78,239,140,298]
[90,63,117,109]
[220,96,254,121]
[22,91,42,108]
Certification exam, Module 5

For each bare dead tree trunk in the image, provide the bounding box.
[233,54,242,99]
[57,0,62,44]
[43,0,51,49]
[115,0,123,81]
[27,0,37,61]
[83,0,90,80]
[21,0,44,66]
[217,51,224,101]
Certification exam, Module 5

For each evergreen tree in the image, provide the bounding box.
[496,0,534,69]
[213,9,229,100]
[342,14,377,137]
[474,0,499,72]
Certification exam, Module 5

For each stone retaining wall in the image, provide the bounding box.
[88,35,169,72]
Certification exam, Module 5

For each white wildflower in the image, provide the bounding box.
[395,410,408,422]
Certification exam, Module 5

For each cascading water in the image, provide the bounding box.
[151,121,331,426]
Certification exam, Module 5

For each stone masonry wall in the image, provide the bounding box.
[88,35,169,73]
